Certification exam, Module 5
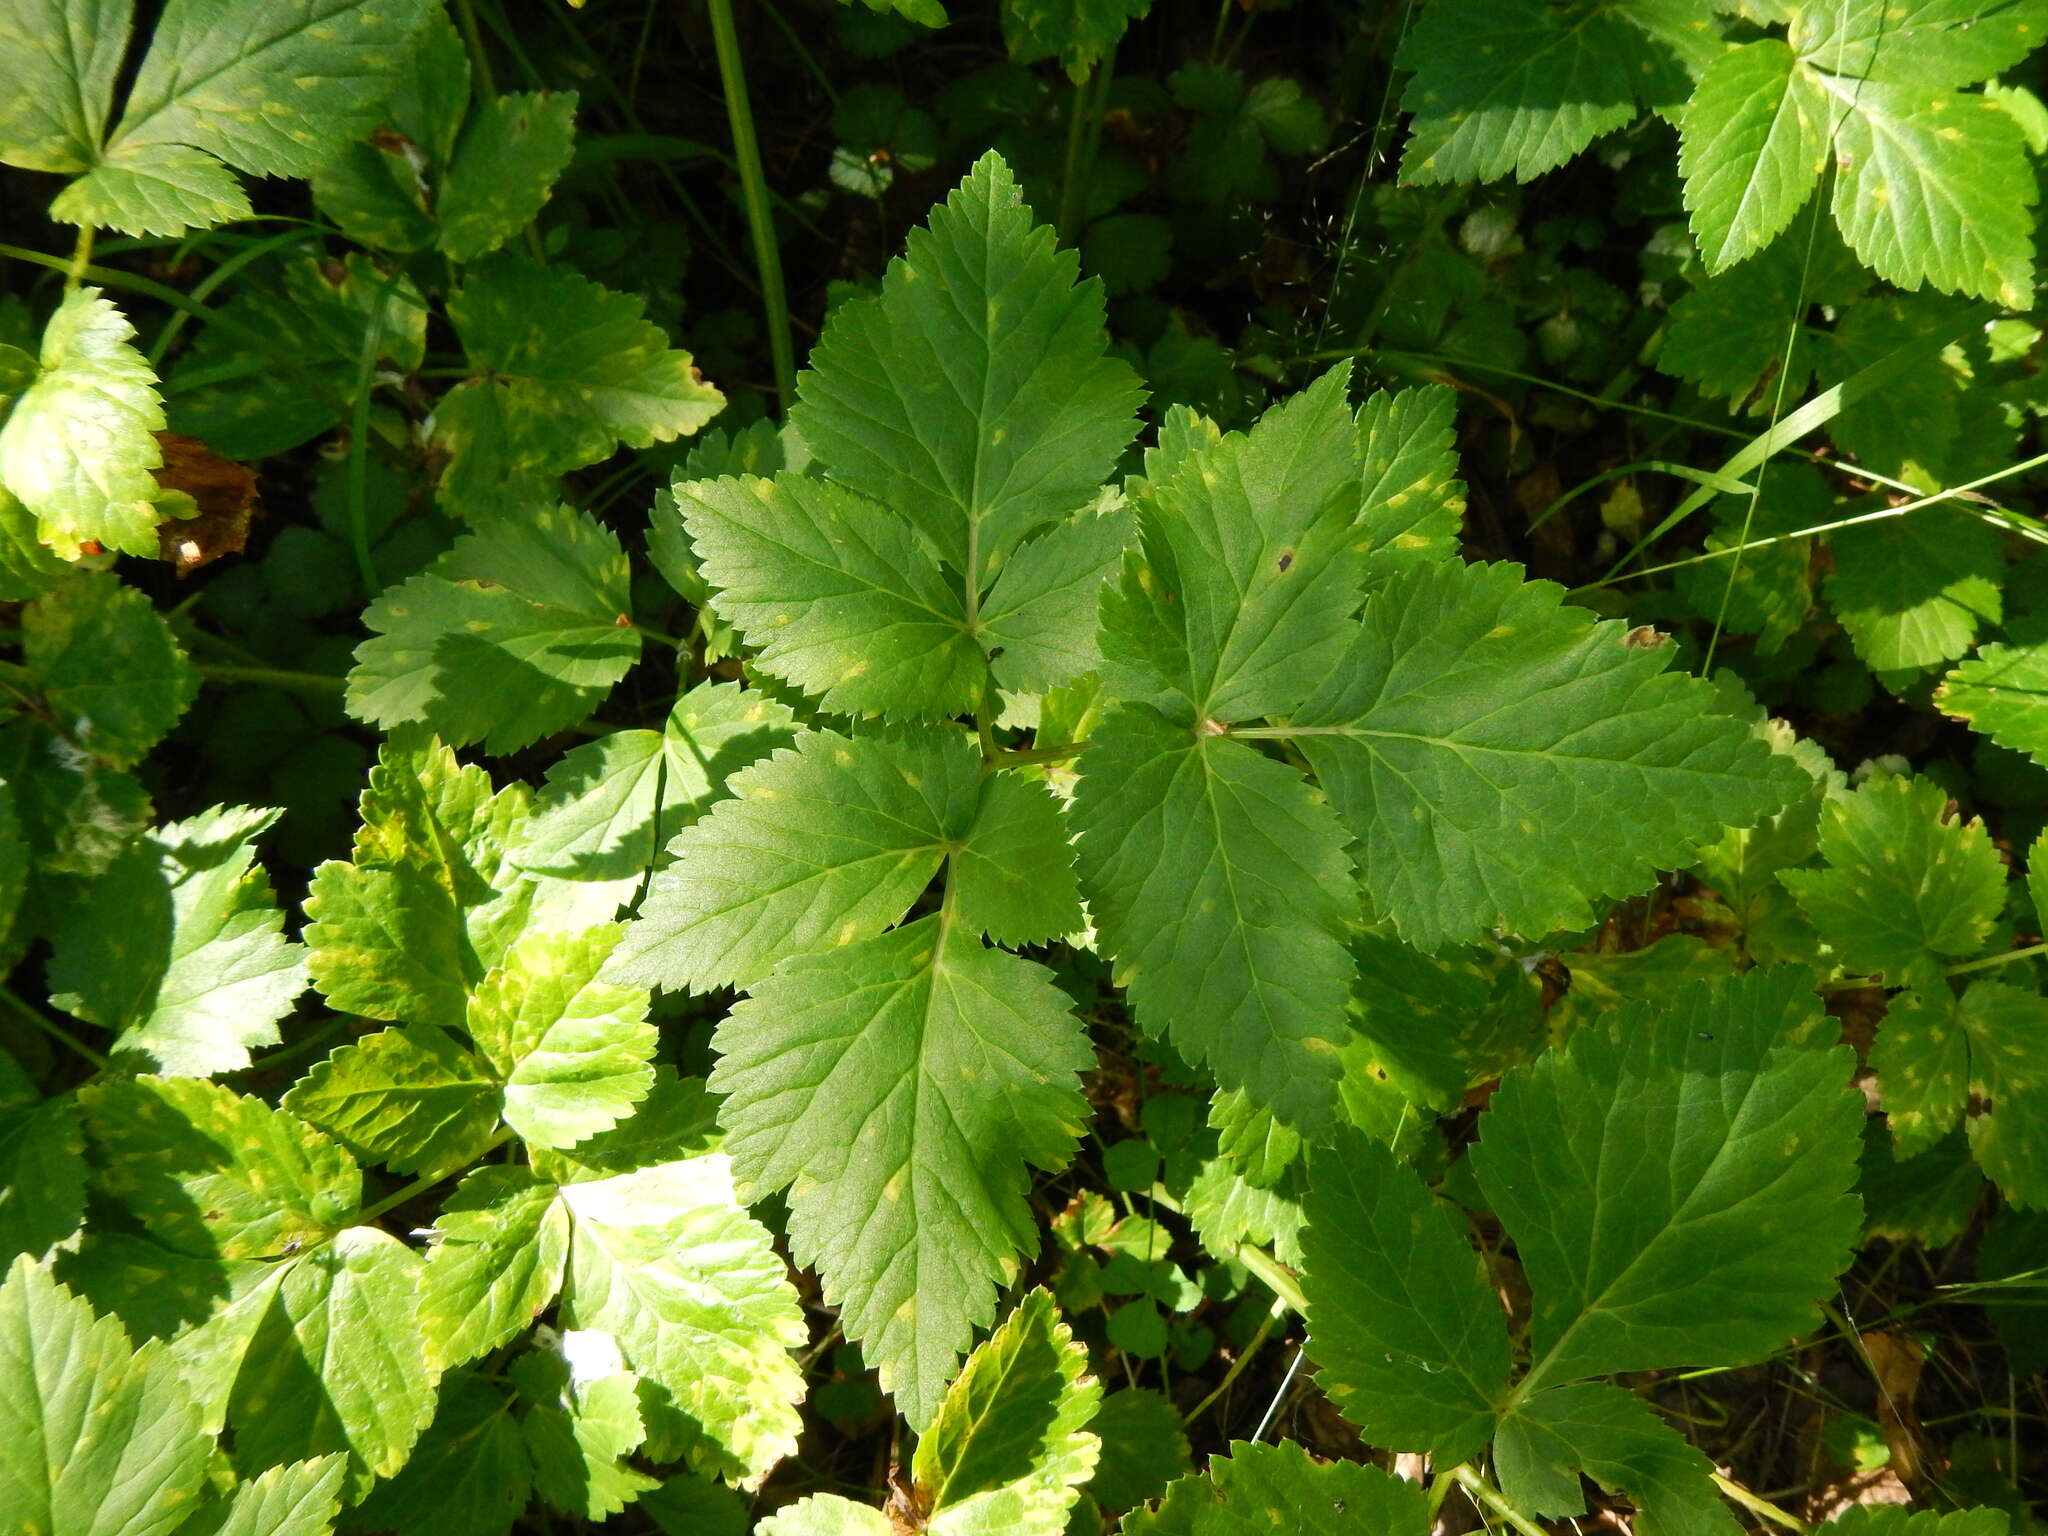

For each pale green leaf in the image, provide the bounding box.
[1358,384,1465,572]
[193,1455,348,1536]
[979,506,1133,694]
[556,1156,808,1480]
[468,923,655,1150]
[50,145,252,236]
[678,473,983,720]
[437,91,579,263]
[1679,40,1830,270]
[513,682,795,881]
[513,1339,658,1519]
[1291,558,1804,949]
[1071,705,1355,1130]
[1496,1383,1737,1536]
[1125,1441,1432,1536]
[0,0,130,172]
[1299,1129,1512,1460]
[419,1166,570,1370]
[758,1498,895,1536]
[349,503,641,755]
[305,732,537,1033]
[529,1067,721,1184]
[1794,0,2048,88]
[436,255,722,519]
[282,1024,501,1176]
[1939,627,2048,768]
[81,1076,361,1262]
[710,917,1092,1428]
[48,804,307,1076]
[0,288,164,557]
[952,770,1082,947]
[790,150,1143,580]
[22,571,197,766]
[0,1256,212,1536]
[224,1226,437,1492]
[1780,772,2007,983]
[612,728,976,994]
[1473,968,1862,1390]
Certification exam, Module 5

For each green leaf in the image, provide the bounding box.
[1001,0,1148,83]
[0,1059,86,1262]
[1085,1390,1189,1513]
[0,480,68,602]
[1826,509,2005,672]
[1473,968,1861,1391]
[1102,368,1365,722]
[0,1255,212,1536]
[513,1337,659,1519]
[1290,558,1804,949]
[282,1024,502,1176]
[556,1156,807,1480]
[1071,705,1355,1131]
[677,473,984,720]
[0,0,129,173]
[1125,1441,1432,1536]
[81,1076,360,1262]
[419,1166,570,1370]
[50,145,252,236]
[223,1226,438,1492]
[1824,79,2037,309]
[47,804,307,1076]
[951,771,1082,947]
[1939,627,2048,769]
[513,682,795,881]
[349,502,641,755]
[1299,1130,1512,1460]
[790,150,1142,582]
[350,1374,530,1536]
[1780,772,2007,984]
[1795,0,2048,90]
[21,570,197,766]
[194,1455,348,1536]
[1873,988,1976,1156]
[757,1497,896,1536]
[305,732,536,1033]
[467,923,656,1150]
[0,288,164,557]
[1884,981,2048,1206]
[710,917,1092,1428]
[436,254,722,519]
[978,506,1132,694]
[1495,1383,1738,1536]
[437,91,579,263]
[1395,0,1678,184]
[1680,40,1830,270]
[1358,384,1466,572]
[612,728,976,993]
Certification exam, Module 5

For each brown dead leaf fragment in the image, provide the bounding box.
[151,432,259,575]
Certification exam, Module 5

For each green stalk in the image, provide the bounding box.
[64,225,95,291]
[1057,71,1091,245]
[199,665,347,694]
[0,986,107,1069]
[703,0,797,411]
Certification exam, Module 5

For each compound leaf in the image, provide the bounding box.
[1796,0,2048,87]
[418,1166,570,1371]
[951,770,1082,948]
[282,1024,502,1177]
[979,506,1133,695]
[1680,40,1830,271]
[709,917,1092,1428]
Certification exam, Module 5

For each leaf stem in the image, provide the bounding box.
[702,0,797,412]
[985,741,1089,771]
[357,1127,514,1225]
[1945,942,2048,979]
[1057,69,1092,245]
[1448,1464,1549,1536]
[1181,1297,1284,1427]
[0,986,107,1069]
[65,225,95,291]
[199,664,347,695]
[1711,1473,1812,1535]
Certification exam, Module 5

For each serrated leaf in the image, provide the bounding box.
[350,1374,531,1536]
[1125,1441,1432,1536]
[419,1167,570,1370]
[678,473,984,719]
[1071,705,1354,1130]
[436,254,722,519]
[612,728,976,993]
[951,771,1082,947]
[1796,0,2048,90]
[1821,1510,2011,1536]
[223,1226,437,1492]
[513,1338,659,1519]
[979,506,1132,694]
[1358,384,1465,571]
[195,1455,348,1536]
[710,917,1091,1428]
[48,804,307,1076]
[23,570,197,767]
[305,732,536,1033]
[1495,1383,1738,1536]
[757,1497,896,1536]
[349,502,641,754]
[1299,1129,1512,1459]
[1290,558,1803,949]
[556,1156,807,1480]
[437,91,578,262]
[0,0,129,174]
[0,480,68,602]
[1680,40,1830,270]
[282,1024,501,1176]
[0,288,164,556]
[1474,968,1862,1390]
[1395,0,1679,184]
[513,682,795,881]
[1001,0,1149,83]
[82,1076,361,1262]
[0,1256,212,1536]
[467,924,655,1150]
[1940,626,2048,768]
[1085,1389,1190,1513]
[1827,509,2004,672]
[1883,981,2048,1206]
[0,1063,85,1262]
[50,144,253,235]
[1780,772,2006,984]
[791,151,1142,582]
